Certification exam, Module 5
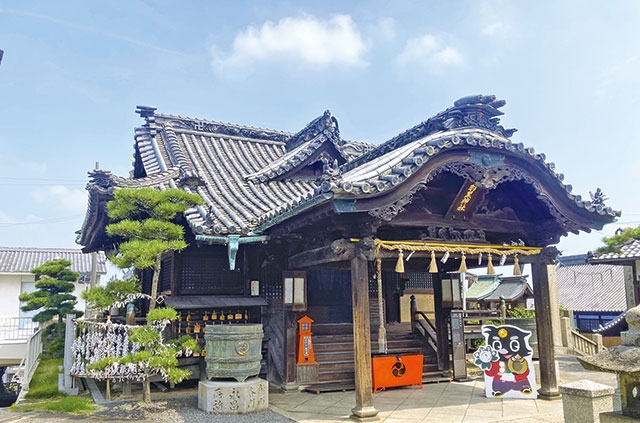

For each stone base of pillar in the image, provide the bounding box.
[198,378,268,413]
[350,405,379,421]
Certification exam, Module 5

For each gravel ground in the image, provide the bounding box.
[0,396,295,423]
[0,383,295,423]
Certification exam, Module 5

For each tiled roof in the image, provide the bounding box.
[466,274,532,302]
[79,95,620,244]
[0,247,108,274]
[589,239,640,262]
[466,274,501,300]
[556,259,626,312]
[106,108,373,237]
[483,275,532,302]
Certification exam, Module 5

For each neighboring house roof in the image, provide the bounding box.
[483,275,532,302]
[466,274,532,302]
[466,274,501,300]
[593,311,628,335]
[556,254,626,312]
[589,239,640,263]
[0,247,107,275]
[77,94,620,252]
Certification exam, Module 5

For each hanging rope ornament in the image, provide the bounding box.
[428,251,438,273]
[513,255,522,275]
[376,258,387,354]
[478,252,483,265]
[487,254,495,275]
[441,251,450,264]
[458,253,467,273]
[395,250,405,273]
[500,254,507,266]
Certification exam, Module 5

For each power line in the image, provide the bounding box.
[0,215,85,226]
[0,177,86,182]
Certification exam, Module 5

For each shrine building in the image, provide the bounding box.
[77,94,619,419]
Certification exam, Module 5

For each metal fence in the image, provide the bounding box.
[0,317,40,341]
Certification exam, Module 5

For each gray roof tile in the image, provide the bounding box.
[556,262,626,312]
[0,247,107,275]
[590,239,640,262]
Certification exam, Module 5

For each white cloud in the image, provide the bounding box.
[33,186,88,214]
[396,34,464,70]
[476,1,515,39]
[212,14,369,72]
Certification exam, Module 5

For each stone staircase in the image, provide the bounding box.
[303,322,448,393]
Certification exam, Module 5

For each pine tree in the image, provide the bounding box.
[19,258,83,357]
[105,187,203,310]
[19,258,83,324]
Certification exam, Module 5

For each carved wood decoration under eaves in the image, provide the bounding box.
[366,159,585,244]
[368,183,426,222]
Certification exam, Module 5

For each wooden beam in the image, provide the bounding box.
[350,250,378,420]
[288,239,355,269]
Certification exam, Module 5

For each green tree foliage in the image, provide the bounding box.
[19,259,83,324]
[19,259,83,357]
[598,226,640,254]
[82,278,141,310]
[105,187,203,310]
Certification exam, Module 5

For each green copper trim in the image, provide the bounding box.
[195,234,269,270]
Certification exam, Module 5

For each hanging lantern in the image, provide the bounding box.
[513,255,522,275]
[487,254,495,275]
[428,251,438,273]
[500,254,507,266]
[395,250,405,273]
[458,253,467,273]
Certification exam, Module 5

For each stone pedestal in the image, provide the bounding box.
[198,378,268,413]
[559,379,615,423]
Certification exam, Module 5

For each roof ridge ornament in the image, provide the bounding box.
[286,110,340,151]
[589,188,609,206]
[446,94,517,138]
[317,156,342,192]
[135,105,158,136]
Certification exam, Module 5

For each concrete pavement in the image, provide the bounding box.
[269,354,620,423]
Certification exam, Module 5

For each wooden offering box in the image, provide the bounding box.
[371,354,423,393]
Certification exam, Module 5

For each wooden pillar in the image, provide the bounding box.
[350,251,378,420]
[531,253,560,399]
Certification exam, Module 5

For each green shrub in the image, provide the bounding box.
[507,307,536,319]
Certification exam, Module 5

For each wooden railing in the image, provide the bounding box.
[412,310,438,351]
[570,330,603,356]
[560,317,605,356]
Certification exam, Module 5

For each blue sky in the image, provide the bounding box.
[1,1,639,258]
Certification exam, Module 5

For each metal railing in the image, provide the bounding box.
[0,317,40,341]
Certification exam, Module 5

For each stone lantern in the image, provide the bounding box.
[578,304,640,420]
